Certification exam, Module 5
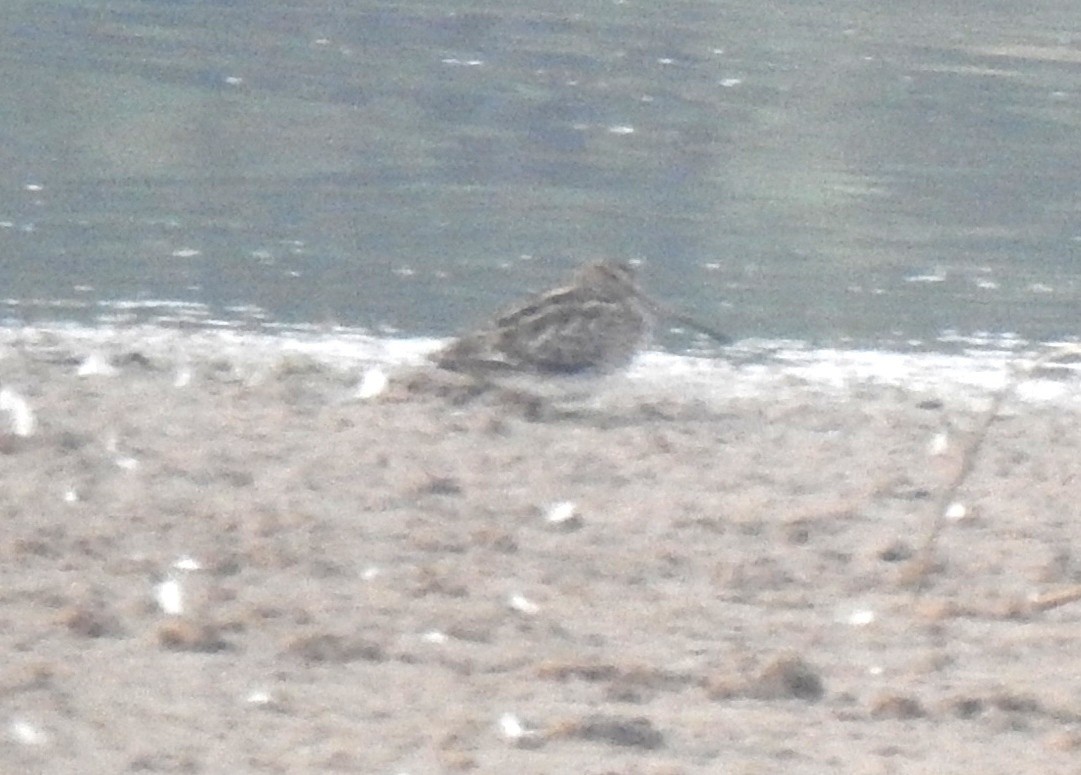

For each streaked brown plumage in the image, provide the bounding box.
[436,261,655,376]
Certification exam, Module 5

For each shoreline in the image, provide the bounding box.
[2,321,1079,410]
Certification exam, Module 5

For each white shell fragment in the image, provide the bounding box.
[114,456,140,471]
[927,431,950,456]
[498,713,537,744]
[77,352,119,377]
[154,578,184,615]
[545,500,580,526]
[9,719,47,746]
[174,366,192,388]
[355,366,389,399]
[103,432,138,469]
[508,593,539,615]
[246,690,273,706]
[173,555,202,571]
[0,388,35,437]
[421,630,448,644]
[848,609,876,627]
[944,502,967,521]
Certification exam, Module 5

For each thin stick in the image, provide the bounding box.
[1028,586,1081,613]
[906,345,1081,594]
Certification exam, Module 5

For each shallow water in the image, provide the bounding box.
[3,0,1081,350]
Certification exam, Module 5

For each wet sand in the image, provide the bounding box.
[2,329,1081,773]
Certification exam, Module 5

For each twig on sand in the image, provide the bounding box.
[904,345,1081,595]
[1027,586,1081,613]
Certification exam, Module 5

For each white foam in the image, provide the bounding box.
[1,323,1079,409]
[630,344,1081,408]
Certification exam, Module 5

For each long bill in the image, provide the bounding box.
[631,289,732,346]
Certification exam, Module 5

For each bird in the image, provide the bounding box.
[434,260,729,381]
[434,261,653,378]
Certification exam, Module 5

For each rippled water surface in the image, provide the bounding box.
[3,0,1081,351]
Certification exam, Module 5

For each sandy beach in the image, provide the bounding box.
[2,328,1081,773]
